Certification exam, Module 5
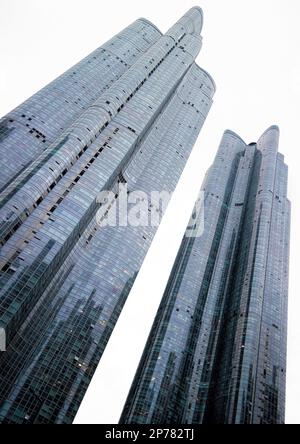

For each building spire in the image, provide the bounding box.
[166,6,203,41]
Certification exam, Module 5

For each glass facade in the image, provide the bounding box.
[0,8,215,423]
[120,126,290,424]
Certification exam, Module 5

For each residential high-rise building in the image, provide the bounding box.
[0,8,215,423]
[120,126,290,424]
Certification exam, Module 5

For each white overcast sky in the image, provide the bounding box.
[0,0,299,425]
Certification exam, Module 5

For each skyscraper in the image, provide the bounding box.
[0,8,215,423]
[121,126,290,424]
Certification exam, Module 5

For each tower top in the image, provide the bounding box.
[166,6,204,41]
[181,7,204,36]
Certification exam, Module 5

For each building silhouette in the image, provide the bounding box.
[120,126,290,424]
[0,8,215,423]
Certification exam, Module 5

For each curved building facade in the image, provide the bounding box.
[120,126,290,424]
[0,8,215,423]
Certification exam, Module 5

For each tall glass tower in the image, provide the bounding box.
[121,126,290,424]
[0,8,215,423]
